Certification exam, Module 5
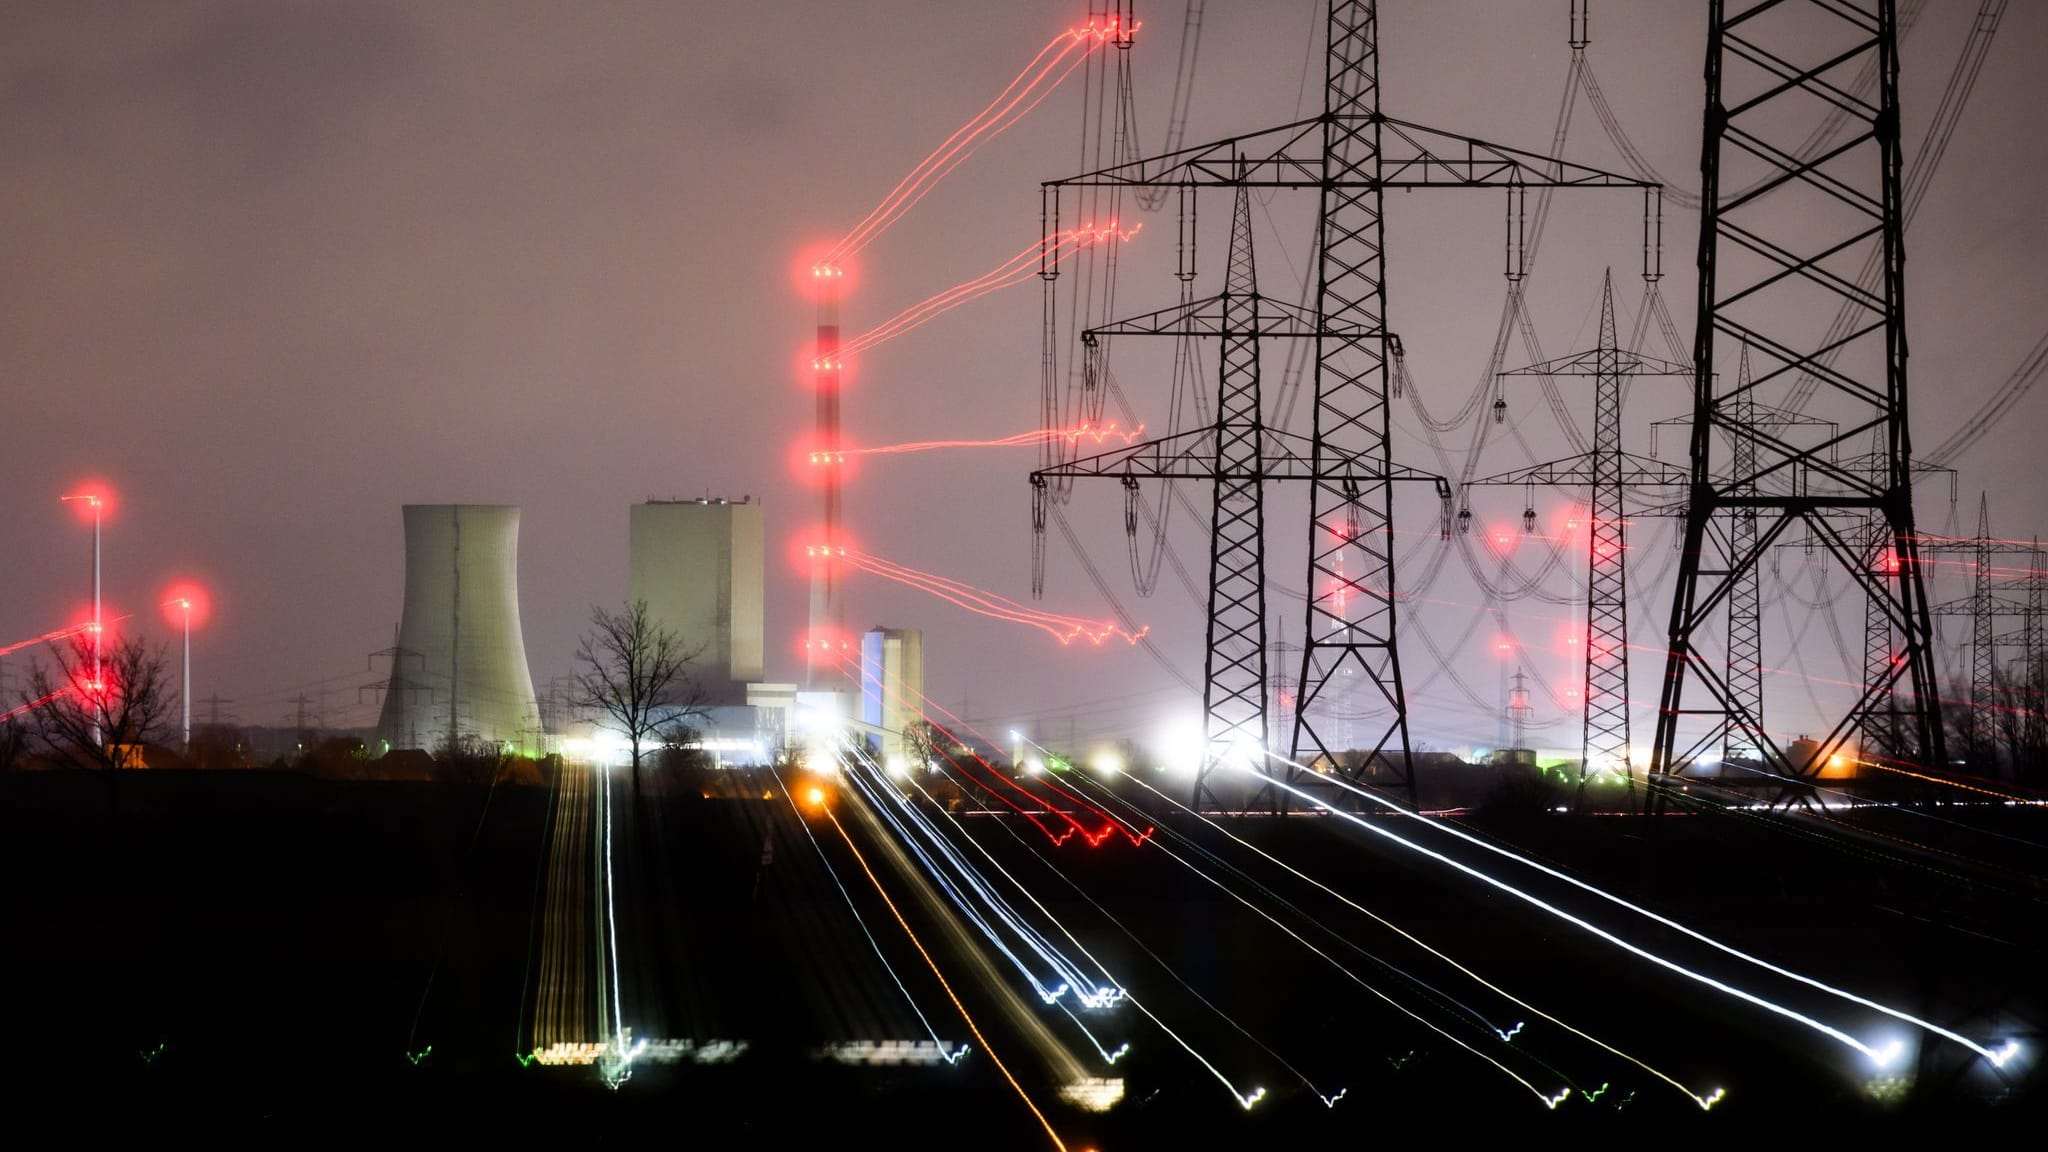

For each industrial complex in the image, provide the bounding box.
[364,496,920,769]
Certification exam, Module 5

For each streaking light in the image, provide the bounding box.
[820,802,1074,1152]
[1255,753,1992,1071]
[841,223,1140,357]
[1057,1076,1127,1114]
[823,18,1137,265]
[810,422,1144,463]
[829,546,1146,645]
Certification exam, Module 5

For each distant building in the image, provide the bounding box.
[630,498,764,705]
[375,505,543,754]
[860,626,925,766]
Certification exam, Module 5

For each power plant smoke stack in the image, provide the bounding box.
[375,505,541,753]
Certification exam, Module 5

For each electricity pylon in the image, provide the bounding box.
[1034,0,1653,807]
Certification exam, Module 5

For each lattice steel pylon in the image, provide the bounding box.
[2026,543,2045,685]
[1199,186,1269,807]
[1036,180,1306,808]
[1655,353,1842,763]
[1649,0,1946,803]
[1467,273,1689,809]
[1724,343,1763,764]
[1761,435,1947,759]
[1034,0,1651,808]
[1858,508,1903,754]
[1924,496,2039,765]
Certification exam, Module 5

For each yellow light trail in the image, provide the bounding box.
[1856,759,2044,805]
[820,801,1073,1152]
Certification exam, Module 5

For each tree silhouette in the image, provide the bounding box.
[18,632,175,774]
[573,600,705,797]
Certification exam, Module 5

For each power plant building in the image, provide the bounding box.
[860,626,925,766]
[375,505,543,753]
[630,498,764,704]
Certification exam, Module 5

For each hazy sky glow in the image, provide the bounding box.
[4,1,2043,754]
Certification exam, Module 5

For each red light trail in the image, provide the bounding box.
[808,422,1143,464]
[0,690,66,725]
[815,545,1146,646]
[0,621,96,660]
[839,222,1140,358]
[820,15,1139,270]
[829,649,1153,849]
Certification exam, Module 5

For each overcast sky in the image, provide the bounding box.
[3,1,2042,754]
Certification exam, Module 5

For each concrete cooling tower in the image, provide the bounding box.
[375,505,542,753]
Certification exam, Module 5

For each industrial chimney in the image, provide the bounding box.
[375,505,542,754]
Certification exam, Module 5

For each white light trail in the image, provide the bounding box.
[771,764,967,1063]
[1097,767,1722,1108]
[1258,753,2005,1069]
[1096,786,1570,1108]
[908,740,1286,1108]
[839,739,1117,1011]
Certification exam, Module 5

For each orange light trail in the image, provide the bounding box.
[839,222,1140,357]
[809,422,1144,464]
[1856,760,2044,804]
[819,802,1070,1152]
[817,545,1146,646]
[821,15,1139,269]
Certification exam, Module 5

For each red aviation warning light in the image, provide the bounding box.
[791,244,858,298]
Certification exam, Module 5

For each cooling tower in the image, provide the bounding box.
[375,505,542,753]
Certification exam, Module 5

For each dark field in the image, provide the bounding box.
[3,767,2042,1143]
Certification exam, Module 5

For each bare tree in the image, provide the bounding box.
[1944,677,2000,778]
[0,716,25,773]
[19,633,176,774]
[1998,660,2048,784]
[903,719,947,769]
[573,600,705,796]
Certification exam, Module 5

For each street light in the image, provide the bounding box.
[169,598,191,748]
[161,583,211,755]
[61,490,106,746]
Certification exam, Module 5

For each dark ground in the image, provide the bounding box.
[1,766,2041,1144]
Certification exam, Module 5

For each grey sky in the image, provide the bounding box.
[3,2,2042,753]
